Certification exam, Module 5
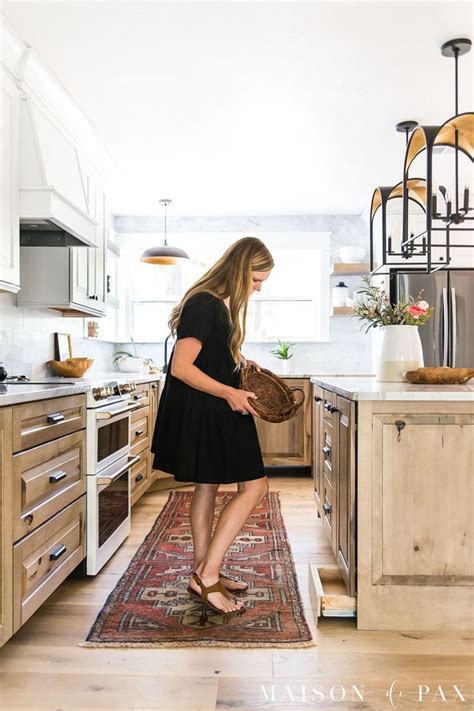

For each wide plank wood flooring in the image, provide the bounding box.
[0,476,472,710]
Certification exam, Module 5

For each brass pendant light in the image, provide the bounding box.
[140,199,190,265]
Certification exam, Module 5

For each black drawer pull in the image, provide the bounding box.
[322,446,331,457]
[135,474,144,483]
[135,429,144,436]
[323,503,331,515]
[133,393,143,400]
[47,413,65,424]
[314,396,322,402]
[23,514,34,526]
[152,383,159,390]
[324,403,338,413]
[49,470,67,484]
[49,544,67,561]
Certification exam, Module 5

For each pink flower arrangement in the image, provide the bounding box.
[354,277,434,331]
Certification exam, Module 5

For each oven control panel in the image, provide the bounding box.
[91,381,137,402]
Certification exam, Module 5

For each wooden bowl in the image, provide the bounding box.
[47,357,94,378]
[240,364,305,423]
[403,367,474,384]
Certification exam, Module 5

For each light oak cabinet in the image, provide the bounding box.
[312,384,356,597]
[0,394,87,647]
[129,383,151,506]
[358,400,474,631]
[0,69,20,293]
[255,378,311,467]
[0,408,13,647]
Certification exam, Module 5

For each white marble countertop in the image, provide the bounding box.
[310,376,474,401]
[0,382,91,406]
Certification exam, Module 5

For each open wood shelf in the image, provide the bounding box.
[331,306,355,316]
[331,262,370,276]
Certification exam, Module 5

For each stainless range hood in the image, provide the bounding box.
[19,99,97,247]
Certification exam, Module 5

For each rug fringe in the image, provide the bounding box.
[79,639,317,649]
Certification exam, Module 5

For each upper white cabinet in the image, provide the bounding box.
[0,68,20,292]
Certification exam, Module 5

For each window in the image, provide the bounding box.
[127,233,330,342]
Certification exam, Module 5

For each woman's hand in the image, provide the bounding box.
[225,387,260,417]
[243,358,261,372]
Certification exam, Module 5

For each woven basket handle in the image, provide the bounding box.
[290,386,305,411]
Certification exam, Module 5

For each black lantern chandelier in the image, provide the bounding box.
[370,38,473,274]
[140,199,190,265]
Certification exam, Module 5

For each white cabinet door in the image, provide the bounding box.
[0,70,20,292]
[90,189,106,310]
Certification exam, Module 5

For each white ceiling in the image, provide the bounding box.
[3,1,473,216]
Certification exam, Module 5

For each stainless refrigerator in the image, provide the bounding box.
[390,270,474,367]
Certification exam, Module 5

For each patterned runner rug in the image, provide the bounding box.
[81,490,315,648]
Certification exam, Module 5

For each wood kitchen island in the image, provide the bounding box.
[309,376,474,632]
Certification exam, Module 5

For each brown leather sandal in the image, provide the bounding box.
[187,572,246,615]
[219,572,249,594]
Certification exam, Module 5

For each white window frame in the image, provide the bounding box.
[120,231,331,343]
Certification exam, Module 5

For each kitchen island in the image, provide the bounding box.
[309,376,474,632]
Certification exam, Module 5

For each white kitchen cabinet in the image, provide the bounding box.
[0,69,20,293]
[18,179,107,316]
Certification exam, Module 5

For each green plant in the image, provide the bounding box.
[113,335,155,366]
[269,339,296,360]
[354,276,434,333]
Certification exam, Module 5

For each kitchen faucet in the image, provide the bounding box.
[163,332,176,373]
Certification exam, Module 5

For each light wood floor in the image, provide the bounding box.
[0,476,472,710]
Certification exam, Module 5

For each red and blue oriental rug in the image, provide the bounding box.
[81,490,315,648]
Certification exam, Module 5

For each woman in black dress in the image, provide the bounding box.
[151,236,274,615]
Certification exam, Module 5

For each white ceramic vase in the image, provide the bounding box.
[376,325,424,382]
[117,356,147,373]
[280,358,291,375]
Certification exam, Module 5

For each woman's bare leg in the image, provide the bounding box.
[190,477,269,612]
[190,483,219,572]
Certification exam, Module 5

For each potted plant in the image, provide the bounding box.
[354,276,433,382]
[113,336,155,374]
[269,339,296,375]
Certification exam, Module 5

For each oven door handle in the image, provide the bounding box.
[96,402,141,420]
[96,455,141,485]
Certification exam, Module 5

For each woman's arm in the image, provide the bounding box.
[171,337,259,416]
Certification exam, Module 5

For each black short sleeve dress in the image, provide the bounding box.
[150,291,265,484]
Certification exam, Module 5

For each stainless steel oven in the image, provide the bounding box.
[85,380,142,575]
[86,452,140,575]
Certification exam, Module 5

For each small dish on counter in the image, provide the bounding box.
[403,366,474,384]
[47,357,94,378]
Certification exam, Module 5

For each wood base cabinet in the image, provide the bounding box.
[255,378,311,467]
[312,382,473,631]
[312,384,356,597]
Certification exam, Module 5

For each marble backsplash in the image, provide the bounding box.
[0,291,115,379]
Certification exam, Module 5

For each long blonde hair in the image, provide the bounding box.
[169,236,274,369]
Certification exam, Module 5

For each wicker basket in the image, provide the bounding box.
[47,357,94,378]
[239,364,305,423]
[403,366,474,384]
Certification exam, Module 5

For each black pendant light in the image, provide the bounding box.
[369,38,473,275]
[140,199,190,265]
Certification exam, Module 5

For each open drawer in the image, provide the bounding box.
[308,563,356,624]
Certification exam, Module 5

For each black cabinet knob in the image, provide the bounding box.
[322,503,331,515]
[50,544,67,561]
[314,396,322,402]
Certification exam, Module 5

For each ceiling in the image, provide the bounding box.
[3,1,473,217]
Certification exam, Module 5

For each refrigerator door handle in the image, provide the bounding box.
[440,287,448,367]
[451,287,457,367]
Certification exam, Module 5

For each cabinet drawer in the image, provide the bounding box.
[131,383,150,408]
[321,421,335,487]
[130,406,149,451]
[13,430,86,542]
[12,395,86,453]
[308,564,356,625]
[13,496,86,631]
[130,452,150,505]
